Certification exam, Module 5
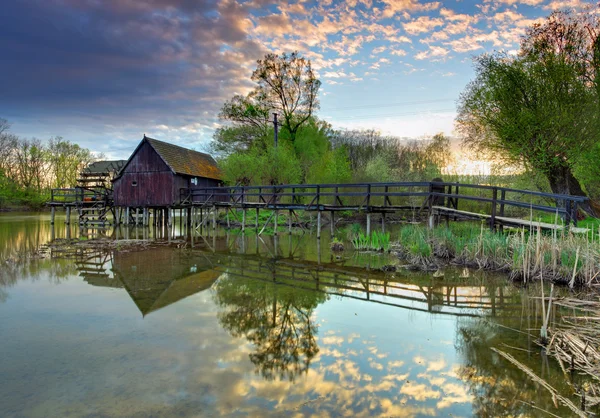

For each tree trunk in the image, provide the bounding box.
[546,163,597,217]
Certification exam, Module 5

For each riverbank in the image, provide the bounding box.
[389,222,600,287]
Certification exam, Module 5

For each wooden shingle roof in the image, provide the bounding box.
[145,137,221,180]
[117,136,221,180]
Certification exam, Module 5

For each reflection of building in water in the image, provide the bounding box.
[111,248,220,316]
[50,246,221,316]
[75,249,118,288]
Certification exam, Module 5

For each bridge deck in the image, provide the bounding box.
[432,206,589,234]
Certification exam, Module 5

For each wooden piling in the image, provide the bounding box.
[255,208,259,231]
[288,210,292,234]
[242,209,246,232]
[274,210,278,235]
[126,207,130,225]
[330,212,334,235]
[366,213,371,235]
[65,206,71,225]
[212,207,216,230]
[317,211,322,239]
[381,213,385,233]
[51,207,55,225]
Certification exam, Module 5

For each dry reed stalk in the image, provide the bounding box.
[491,347,587,417]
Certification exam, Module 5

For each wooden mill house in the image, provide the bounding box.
[112,135,222,226]
[48,135,221,227]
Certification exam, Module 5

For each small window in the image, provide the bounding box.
[132,181,138,187]
[191,177,198,186]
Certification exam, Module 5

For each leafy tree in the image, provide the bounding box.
[47,137,93,188]
[458,10,600,213]
[216,51,321,151]
[307,146,352,184]
[219,142,302,186]
[457,53,597,204]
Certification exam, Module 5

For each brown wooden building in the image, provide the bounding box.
[112,135,221,208]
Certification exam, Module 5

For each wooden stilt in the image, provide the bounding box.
[242,209,246,232]
[366,213,371,235]
[212,207,216,230]
[65,206,71,225]
[125,207,130,225]
[381,213,385,233]
[51,206,56,225]
[274,210,278,235]
[330,211,334,235]
[226,208,230,229]
[255,208,259,231]
[288,210,292,234]
[317,211,322,239]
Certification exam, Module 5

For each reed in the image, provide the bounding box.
[394,222,600,286]
[351,230,391,252]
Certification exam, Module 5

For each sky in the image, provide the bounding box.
[0,0,593,159]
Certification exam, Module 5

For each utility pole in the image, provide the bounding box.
[273,112,278,148]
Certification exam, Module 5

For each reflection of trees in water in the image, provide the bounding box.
[0,257,77,301]
[214,274,327,381]
[455,311,583,417]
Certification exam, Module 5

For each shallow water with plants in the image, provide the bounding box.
[0,213,598,417]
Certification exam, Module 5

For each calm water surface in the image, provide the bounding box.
[0,213,590,417]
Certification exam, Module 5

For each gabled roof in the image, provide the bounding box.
[117,135,222,180]
[83,160,126,174]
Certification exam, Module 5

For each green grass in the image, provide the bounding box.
[351,230,391,252]
[394,222,600,286]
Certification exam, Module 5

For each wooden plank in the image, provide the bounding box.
[432,206,589,234]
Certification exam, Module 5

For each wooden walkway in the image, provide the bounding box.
[48,180,590,232]
[182,181,589,234]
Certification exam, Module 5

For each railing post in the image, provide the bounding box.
[490,187,498,232]
[455,182,459,210]
[427,182,434,229]
[316,185,320,209]
[565,199,572,227]
[384,185,388,207]
[499,189,506,233]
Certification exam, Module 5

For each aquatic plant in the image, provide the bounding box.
[351,231,391,252]
[394,222,600,286]
[330,237,344,251]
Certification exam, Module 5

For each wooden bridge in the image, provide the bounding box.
[49,180,589,234]
[179,181,589,235]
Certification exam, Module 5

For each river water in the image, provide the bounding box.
[0,212,592,417]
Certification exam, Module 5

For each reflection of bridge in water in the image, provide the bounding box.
[204,251,519,318]
[53,233,521,318]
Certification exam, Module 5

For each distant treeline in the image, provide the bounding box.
[214,119,454,186]
[0,118,94,209]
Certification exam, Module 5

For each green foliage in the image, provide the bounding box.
[220,143,302,186]
[457,10,600,201]
[0,119,92,209]
[351,231,390,252]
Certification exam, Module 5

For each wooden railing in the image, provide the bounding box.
[181,181,589,227]
[49,187,109,204]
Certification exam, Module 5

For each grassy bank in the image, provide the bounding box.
[0,185,49,211]
[393,222,600,287]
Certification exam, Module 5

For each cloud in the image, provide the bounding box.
[379,0,441,18]
[403,16,444,35]
[415,46,449,60]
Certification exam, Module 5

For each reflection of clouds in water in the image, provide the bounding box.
[321,335,344,346]
[388,360,405,368]
[427,357,447,372]
[1,277,477,417]
[400,382,442,401]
